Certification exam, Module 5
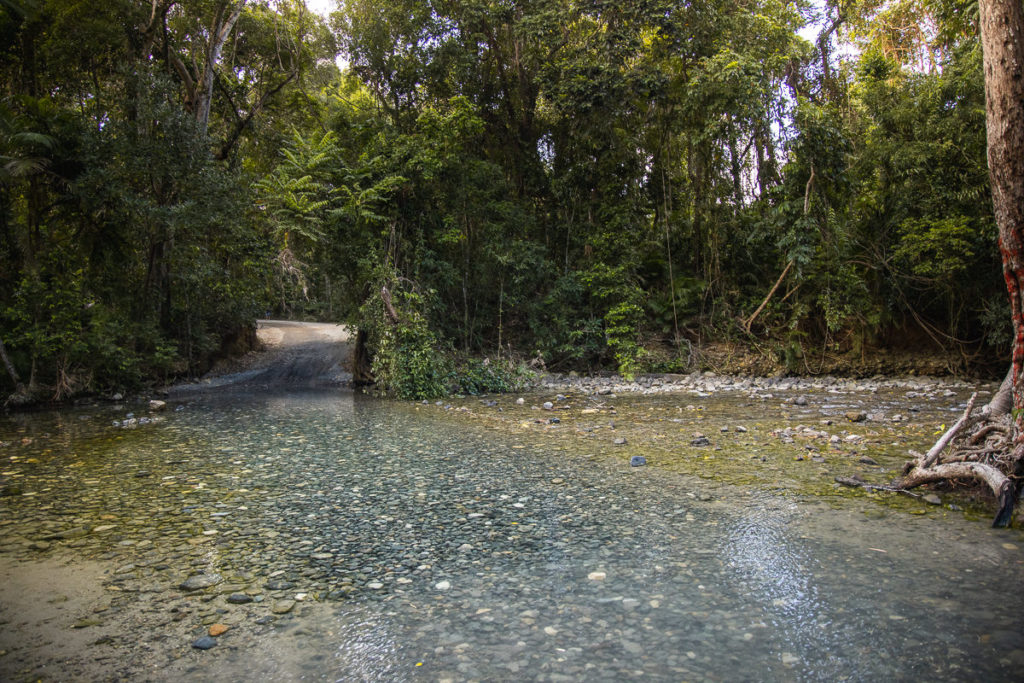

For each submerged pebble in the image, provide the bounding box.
[191,636,217,650]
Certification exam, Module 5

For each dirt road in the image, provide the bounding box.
[170,320,353,394]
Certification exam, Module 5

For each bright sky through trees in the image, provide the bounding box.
[306,0,334,18]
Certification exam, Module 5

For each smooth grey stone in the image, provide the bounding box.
[180,574,223,591]
[191,636,217,650]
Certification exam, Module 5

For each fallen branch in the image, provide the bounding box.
[835,475,916,495]
[835,475,921,498]
[921,392,978,468]
[744,260,793,333]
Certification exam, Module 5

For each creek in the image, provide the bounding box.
[1,382,1023,681]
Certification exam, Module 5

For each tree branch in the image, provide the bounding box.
[215,72,296,161]
[744,260,793,333]
[381,285,399,325]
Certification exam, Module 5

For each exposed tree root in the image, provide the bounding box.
[900,462,1016,527]
[897,370,1022,527]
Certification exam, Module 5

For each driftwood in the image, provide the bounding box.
[921,392,979,468]
[897,368,1021,527]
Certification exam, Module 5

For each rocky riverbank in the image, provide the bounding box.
[530,369,980,400]
[422,369,1003,517]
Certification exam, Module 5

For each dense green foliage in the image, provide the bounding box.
[0,0,1007,402]
[0,0,336,398]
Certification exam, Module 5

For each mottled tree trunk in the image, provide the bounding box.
[980,0,1024,448]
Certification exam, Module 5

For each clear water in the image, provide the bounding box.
[2,389,1023,681]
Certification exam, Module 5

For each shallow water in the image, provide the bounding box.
[2,388,1024,681]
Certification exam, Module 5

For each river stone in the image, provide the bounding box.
[613,437,627,445]
[208,623,230,636]
[271,599,296,614]
[543,402,554,410]
[53,527,89,540]
[858,456,880,465]
[923,494,942,505]
[265,579,294,590]
[227,593,253,604]
[846,411,868,422]
[180,573,223,591]
[690,436,711,447]
[73,618,102,628]
[630,456,646,467]
[191,636,217,650]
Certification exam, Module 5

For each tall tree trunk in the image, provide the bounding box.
[896,4,1024,527]
[167,1,245,138]
[980,0,1024,446]
[194,1,244,138]
[0,336,24,393]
